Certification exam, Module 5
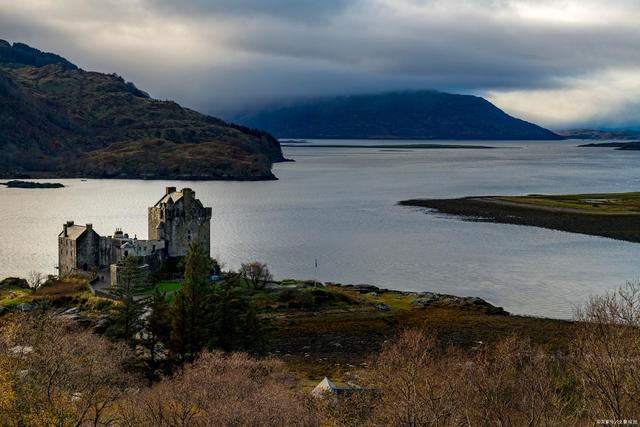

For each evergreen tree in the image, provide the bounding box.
[142,287,171,380]
[107,256,146,348]
[169,243,213,360]
[209,272,265,353]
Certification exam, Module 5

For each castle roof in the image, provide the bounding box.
[59,225,88,240]
[154,190,184,206]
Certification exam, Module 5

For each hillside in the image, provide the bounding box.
[0,40,284,180]
[234,91,561,140]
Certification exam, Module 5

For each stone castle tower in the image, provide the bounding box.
[148,187,212,257]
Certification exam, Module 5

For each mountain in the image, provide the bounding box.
[0,40,284,180]
[234,91,561,140]
[556,129,640,140]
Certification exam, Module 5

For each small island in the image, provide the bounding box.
[579,141,640,150]
[2,180,64,189]
[401,192,640,243]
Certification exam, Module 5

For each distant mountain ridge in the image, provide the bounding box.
[556,129,640,140]
[234,91,561,140]
[0,40,284,180]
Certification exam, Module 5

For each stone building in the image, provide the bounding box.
[148,187,212,257]
[58,222,101,276]
[57,187,211,281]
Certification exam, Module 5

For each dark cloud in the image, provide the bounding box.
[0,0,639,127]
[149,0,354,21]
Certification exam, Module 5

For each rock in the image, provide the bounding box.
[375,303,391,312]
[94,317,111,333]
[62,307,80,315]
[353,284,380,293]
[367,292,379,297]
[486,306,509,316]
[0,277,29,290]
[16,302,34,312]
[412,299,432,307]
[9,345,33,355]
[74,316,92,327]
[62,313,92,326]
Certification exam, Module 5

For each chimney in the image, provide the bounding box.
[182,188,193,208]
[86,223,92,231]
[166,186,176,195]
[63,220,74,237]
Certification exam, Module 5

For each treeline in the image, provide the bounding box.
[106,244,264,380]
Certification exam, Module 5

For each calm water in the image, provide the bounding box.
[2,139,640,318]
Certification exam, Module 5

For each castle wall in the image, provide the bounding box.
[59,187,211,278]
[58,226,101,276]
[148,187,212,258]
[58,236,76,276]
[74,230,101,272]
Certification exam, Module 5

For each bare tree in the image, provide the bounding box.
[240,261,273,290]
[570,281,640,421]
[27,270,44,293]
[0,314,135,426]
[118,351,317,426]
[359,329,467,426]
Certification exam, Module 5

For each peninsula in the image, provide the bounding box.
[400,192,640,243]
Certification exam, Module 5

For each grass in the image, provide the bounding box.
[136,281,182,303]
[496,192,640,214]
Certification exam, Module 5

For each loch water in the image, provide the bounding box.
[2,139,640,318]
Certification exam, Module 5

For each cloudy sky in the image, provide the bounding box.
[1,0,639,129]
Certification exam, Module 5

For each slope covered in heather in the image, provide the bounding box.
[0,40,284,180]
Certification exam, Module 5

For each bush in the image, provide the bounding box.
[117,351,317,426]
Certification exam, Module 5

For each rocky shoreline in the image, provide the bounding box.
[325,282,509,315]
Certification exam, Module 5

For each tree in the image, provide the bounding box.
[170,243,213,360]
[107,256,146,348]
[209,273,264,353]
[27,270,44,293]
[117,351,315,426]
[0,314,135,426]
[141,287,172,381]
[571,281,640,420]
[240,261,273,290]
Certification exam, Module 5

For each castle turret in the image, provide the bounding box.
[148,187,212,257]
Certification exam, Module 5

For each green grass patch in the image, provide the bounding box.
[497,192,640,214]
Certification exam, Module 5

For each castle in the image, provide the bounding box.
[58,187,212,285]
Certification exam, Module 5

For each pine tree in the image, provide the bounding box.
[169,243,213,360]
[107,256,146,348]
[209,272,265,353]
[142,287,171,380]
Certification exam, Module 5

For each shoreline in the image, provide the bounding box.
[281,143,498,149]
[400,195,640,243]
